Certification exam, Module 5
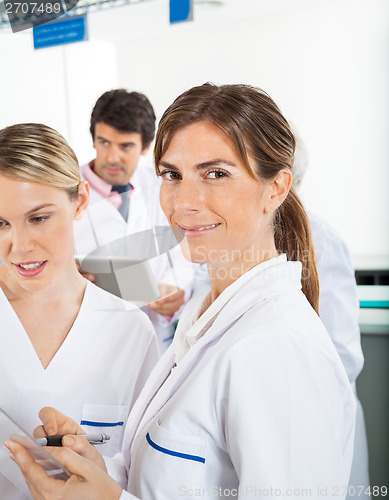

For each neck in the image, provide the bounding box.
[0,258,86,306]
[206,242,278,303]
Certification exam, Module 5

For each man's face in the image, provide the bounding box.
[93,122,149,186]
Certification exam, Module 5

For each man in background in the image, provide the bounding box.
[74,89,195,352]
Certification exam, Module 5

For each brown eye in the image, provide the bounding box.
[30,216,49,224]
[161,171,181,181]
[208,170,228,179]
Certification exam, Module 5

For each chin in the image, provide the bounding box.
[178,245,198,263]
[14,273,52,294]
[178,242,212,264]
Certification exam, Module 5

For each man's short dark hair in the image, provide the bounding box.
[90,89,156,149]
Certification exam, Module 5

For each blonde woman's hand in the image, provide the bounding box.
[5,440,122,500]
[33,407,84,439]
[34,407,106,470]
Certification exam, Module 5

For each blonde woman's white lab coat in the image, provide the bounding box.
[106,256,356,500]
[74,165,196,353]
[0,280,158,500]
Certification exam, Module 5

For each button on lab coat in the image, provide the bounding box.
[106,257,356,500]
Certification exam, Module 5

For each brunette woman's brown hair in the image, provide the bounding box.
[154,83,319,312]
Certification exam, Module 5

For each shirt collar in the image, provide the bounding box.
[83,160,135,200]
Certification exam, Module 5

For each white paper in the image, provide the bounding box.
[0,408,71,498]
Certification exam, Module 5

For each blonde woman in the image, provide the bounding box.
[0,123,158,498]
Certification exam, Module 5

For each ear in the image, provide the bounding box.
[264,169,292,214]
[74,181,90,221]
[141,143,151,157]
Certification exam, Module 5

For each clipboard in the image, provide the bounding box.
[0,408,71,498]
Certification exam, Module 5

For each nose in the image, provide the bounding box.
[107,146,121,165]
[173,178,203,214]
[10,227,34,256]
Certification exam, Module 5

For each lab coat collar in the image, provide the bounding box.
[123,256,303,466]
[172,254,291,362]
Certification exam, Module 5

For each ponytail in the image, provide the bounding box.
[274,187,319,313]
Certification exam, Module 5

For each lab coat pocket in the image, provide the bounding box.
[144,420,207,492]
[80,404,129,457]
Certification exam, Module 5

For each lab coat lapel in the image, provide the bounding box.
[124,260,303,465]
[139,261,304,418]
[126,290,255,451]
[122,347,176,462]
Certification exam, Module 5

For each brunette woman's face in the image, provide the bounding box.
[158,121,279,266]
[0,175,87,293]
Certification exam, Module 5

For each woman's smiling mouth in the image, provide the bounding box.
[13,261,47,277]
[178,223,221,236]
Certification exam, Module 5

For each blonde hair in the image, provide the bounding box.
[0,123,80,200]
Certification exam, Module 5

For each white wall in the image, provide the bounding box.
[0,31,68,134]
[61,38,118,165]
[116,0,389,261]
[0,30,118,164]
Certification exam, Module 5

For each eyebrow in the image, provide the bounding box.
[96,135,135,148]
[158,159,238,171]
[25,204,56,216]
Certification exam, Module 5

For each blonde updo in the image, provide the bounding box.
[0,123,80,200]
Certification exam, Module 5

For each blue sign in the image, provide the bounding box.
[169,0,193,24]
[33,15,87,49]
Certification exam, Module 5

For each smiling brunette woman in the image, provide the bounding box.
[8,87,355,500]
[0,123,158,499]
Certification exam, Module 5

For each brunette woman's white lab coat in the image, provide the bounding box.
[106,256,356,500]
[191,211,369,495]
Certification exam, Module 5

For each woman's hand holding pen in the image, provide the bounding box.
[33,407,106,470]
[34,406,84,440]
[5,406,123,500]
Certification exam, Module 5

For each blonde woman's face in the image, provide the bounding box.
[0,175,85,293]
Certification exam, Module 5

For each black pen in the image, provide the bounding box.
[35,433,110,447]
